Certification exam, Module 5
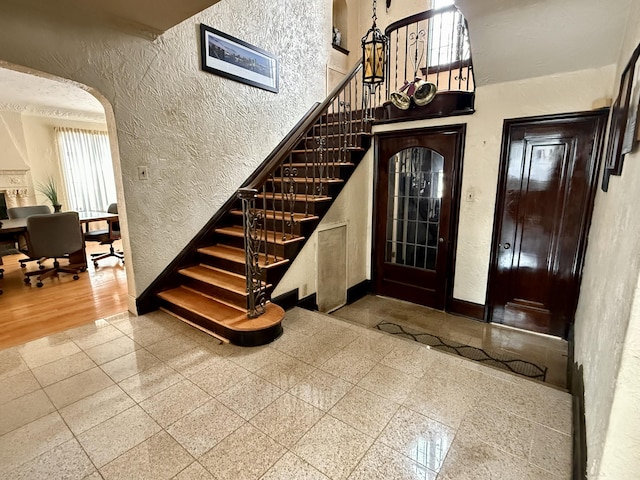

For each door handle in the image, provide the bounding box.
[438,237,445,244]
[498,242,511,250]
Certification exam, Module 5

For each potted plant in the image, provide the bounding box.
[38,177,62,212]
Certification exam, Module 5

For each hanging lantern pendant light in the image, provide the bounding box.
[361,0,388,120]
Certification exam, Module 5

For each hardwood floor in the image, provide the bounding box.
[0,241,128,349]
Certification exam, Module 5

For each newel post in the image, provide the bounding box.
[238,188,266,318]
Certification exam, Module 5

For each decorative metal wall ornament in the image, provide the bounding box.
[238,188,267,318]
[361,0,389,120]
[389,27,437,110]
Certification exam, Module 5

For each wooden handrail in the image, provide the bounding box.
[245,59,363,190]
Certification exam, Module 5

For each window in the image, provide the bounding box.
[428,0,470,68]
[56,128,116,212]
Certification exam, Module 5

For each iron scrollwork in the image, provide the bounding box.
[238,188,267,318]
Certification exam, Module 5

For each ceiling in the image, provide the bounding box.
[456,0,632,85]
[6,0,222,38]
[0,0,632,119]
[0,67,105,120]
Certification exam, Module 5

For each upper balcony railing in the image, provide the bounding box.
[384,5,475,102]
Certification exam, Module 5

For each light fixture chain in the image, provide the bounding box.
[372,0,377,23]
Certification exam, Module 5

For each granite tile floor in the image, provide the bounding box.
[332,295,569,389]
[0,307,572,479]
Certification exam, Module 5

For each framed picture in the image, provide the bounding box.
[199,24,279,93]
[622,44,640,155]
[605,64,633,177]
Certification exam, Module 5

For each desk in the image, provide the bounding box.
[0,211,118,234]
[0,211,118,267]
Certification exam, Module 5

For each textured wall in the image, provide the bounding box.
[375,65,615,304]
[0,0,331,300]
[574,1,640,476]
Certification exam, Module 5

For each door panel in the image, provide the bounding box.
[374,127,463,310]
[489,112,607,337]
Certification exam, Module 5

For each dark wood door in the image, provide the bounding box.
[373,127,464,310]
[488,111,607,338]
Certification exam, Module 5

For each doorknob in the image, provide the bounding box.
[438,237,445,244]
[500,242,511,250]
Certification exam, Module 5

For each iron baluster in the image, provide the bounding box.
[238,188,266,319]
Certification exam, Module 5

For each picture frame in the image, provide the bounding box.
[622,44,640,155]
[606,64,633,176]
[602,49,639,191]
[199,24,279,93]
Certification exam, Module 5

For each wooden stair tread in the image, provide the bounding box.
[158,287,284,331]
[197,244,289,268]
[229,210,319,222]
[215,225,304,244]
[314,119,371,128]
[285,162,355,168]
[158,287,244,322]
[292,147,364,153]
[256,192,332,202]
[178,265,249,294]
[270,177,344,183]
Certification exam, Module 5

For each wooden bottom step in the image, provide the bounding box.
[158,286,284,346]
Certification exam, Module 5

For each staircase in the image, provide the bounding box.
[140,62,371,346]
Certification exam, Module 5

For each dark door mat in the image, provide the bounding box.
[375,320,547,381]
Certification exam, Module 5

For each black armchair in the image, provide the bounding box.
[7,205,52,269]
[23,212,86,287]
[84,203,124,267]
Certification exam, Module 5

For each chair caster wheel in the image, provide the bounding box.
[93,262,99,268]
[80,267,86,272]
[39,264,45,270]
[36,282,43,288]
[73,275,79,280]
[24,278,30,285]
[20,264,26,269]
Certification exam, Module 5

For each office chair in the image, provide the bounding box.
[7,205,52,269]
[23,212,86,288]
[7,205,52,220]
[84,203,124,267]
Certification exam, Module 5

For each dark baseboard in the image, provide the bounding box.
[572,363,587,480]
[271,289,299,311]
[298,293,318,311]
[346,280,371,304]
[447,298,485,321]
[568,326,587,480]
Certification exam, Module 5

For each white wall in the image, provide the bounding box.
[375,65,615,304]
[574,0,640,477]
[0,110,29,170]
[0,0,332,308]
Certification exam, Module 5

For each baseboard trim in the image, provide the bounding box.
[568,326,587,480]
[346,280,371,304]
[448,298,485,321]
[572,363,587,480]
[298,293,318,311]
[271,289,299,311]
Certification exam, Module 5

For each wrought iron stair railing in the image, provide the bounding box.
[385,5,475,111]
[238,60,368,318]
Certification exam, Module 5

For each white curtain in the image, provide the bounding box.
[56,127,117,212]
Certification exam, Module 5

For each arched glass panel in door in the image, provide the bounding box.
[386,147,444,270]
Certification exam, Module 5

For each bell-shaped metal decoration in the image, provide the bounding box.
[390,91,411,110]
[413,80,437,106]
